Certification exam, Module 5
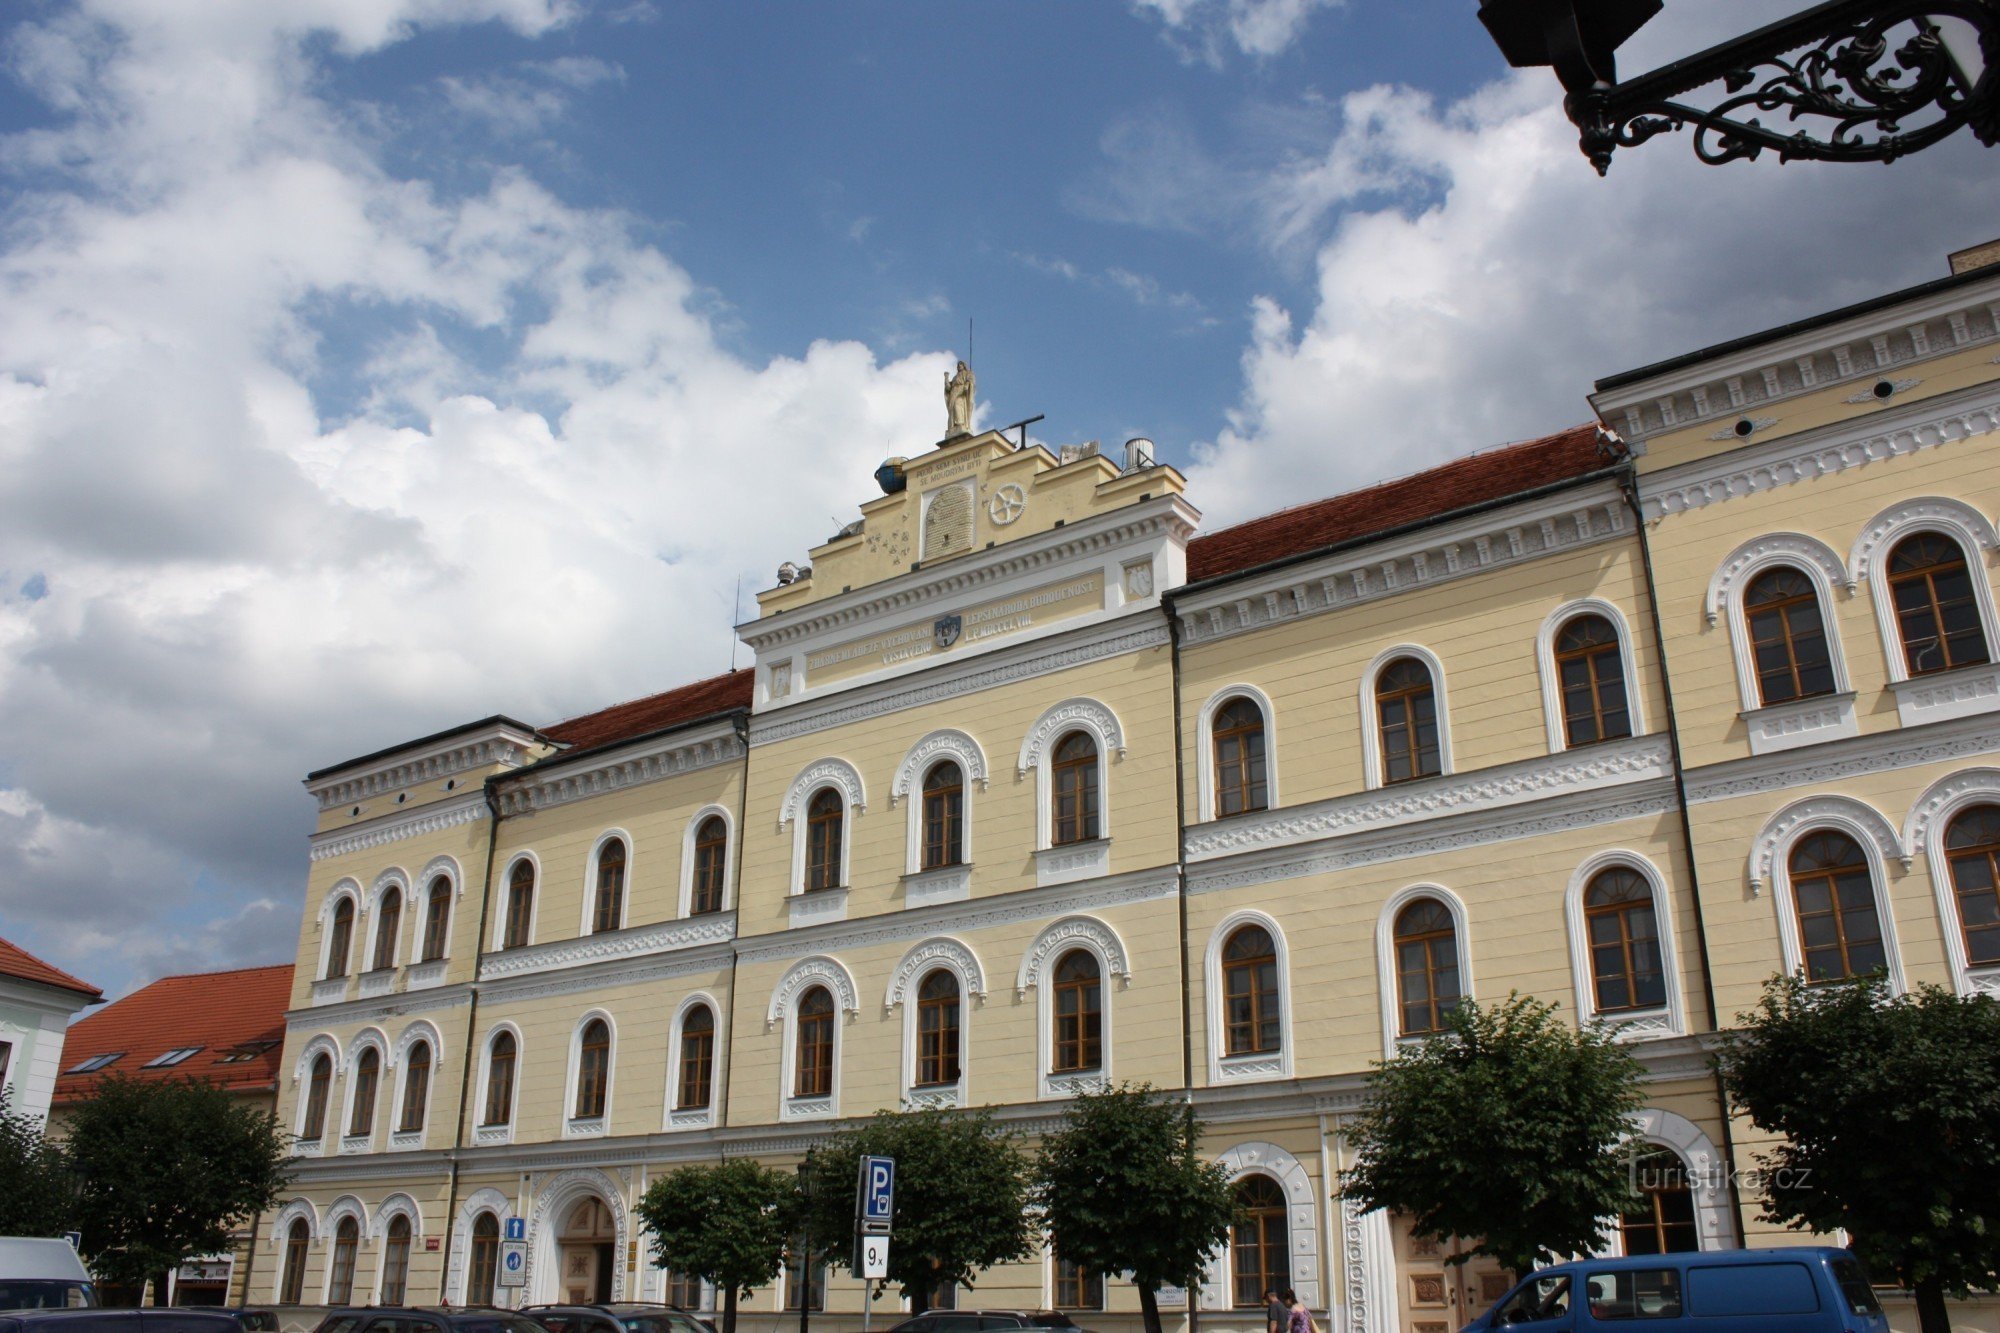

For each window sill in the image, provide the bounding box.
[1035,838,1110,888]
[905,1081,964,1110]
[357,967,400,998]
[338,1133,373,1155]
[781,1095,834,1121]
[667,1105,713,1130]
[291,1137,323,1157]
[473,1123,512,1146]
[1215,1050,1287,1082]
[564,1115,609,1139]
[405,959,447,990]
[1889,663,2000,727]
[1043,1069,1107,1099]
[309,977,349,1006]
[788,886,849,929]
[1963,966,2000,999]
[1739,691,1857,755]
[1590,1007,1679,1042]
[902,864,971,908]
[388,1129,424,1152]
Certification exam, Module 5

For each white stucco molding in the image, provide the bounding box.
[1017,697,1126,776]
[1905,768,2000,997]
[892,729,990,803]
[767,955,861,1028]
[884,936,986,1011]
[1850,497,2000,684]
[1203,1141,1321,1312]
[779,757,868,826]
[1015,915,1131,999]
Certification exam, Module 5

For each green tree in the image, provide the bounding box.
[797,1106,1034,1312]
[636,1159,797,1333]
[1033,1083,1236,1333]
[0,1088,78,1238]
[1717,974,2000,1333]
[1343,992,1643,1279]
[63,1075,291,1299]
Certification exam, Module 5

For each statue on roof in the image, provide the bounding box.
[944,359,975,438]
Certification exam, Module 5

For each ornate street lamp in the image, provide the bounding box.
[1478,0,1998,172]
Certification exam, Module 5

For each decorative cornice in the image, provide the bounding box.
[1185,736,1671,862]
[1684,708,2000,804]
[308,794,489,862]
[307,725,543,807]
[283,982,471,1031]
[477,914,738,982]
[476,939,737,1005]
[494,729,744,817]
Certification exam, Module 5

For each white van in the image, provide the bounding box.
[0,1239,96,1311]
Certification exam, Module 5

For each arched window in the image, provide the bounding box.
[371,888,402,971]
[1584,869,1666,1012]
[1051,950,1102,1073]
[1051,731,1101,846]
[381,1214,412,1304]
[922,762,965,870]
[1744,567,1836,705]
[397,1043,431,1135]
[1554,615,1631,747]
[794,987,835,1098]
[328,1216,359,1304]
[575,1019,611,1119]
[1376,658,1441,784]
[1230,1175,1288,1307]
[1889,533,1991,676]
[593,839,627,934]
[1945,805,2000,967]
[915,970,962,1086]
[503,861,535,949]
[805,791,844,892]
[677,1005,715,1111]
[301,1054,332,1140]
[325,898,354,979]
[280,1217,309,1304]
[1789,831,1886,982]
[692,816,728,915]
[1221,925,1280,1056]
[482,1032,516,1127]
[1621,1148,1699,1254]
[467,1212,500,1306]
[1394,899,1461,1036]
[1212,697,1269,817]
[420,875,452,962]
[348,1049,380,1138]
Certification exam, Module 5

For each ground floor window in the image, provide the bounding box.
[1622,1148,1699,1254]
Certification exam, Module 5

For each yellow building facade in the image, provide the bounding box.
[254,260,2000,1333]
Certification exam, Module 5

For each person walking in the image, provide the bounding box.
[1264,1289,1286,1333]
[1286,1289,1319,1333]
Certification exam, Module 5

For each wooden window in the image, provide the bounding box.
[280,1218,309,1304]
[1212,697,1269,816]
[575,1019,611,1119]
[1055,1258,1103,1310]
[677,1005,715,1111]
[1376,657,1441,783]
[325,898,354,979]
[916,969,962,1086]
[921,762,965,869]
[1585,868,1667,1012]
[381,1215,411,1304]
[301,1054,332,1140]
[1554,615,1632,746]
[1890,533,1991,676]
[1051,950,1102,1073]
[1620,1148,1699,1254]
[503,861,535,949]
[420,875,451,962]
[1946,805,2000,967]
[592,839,626,934]
[328,1217,359,1304]
[692,816,728,914]
[784,1254,827,1312]
[665,1270,704,1310]
[1394,899,1461,1036]
[397,1043,431,1134]
[1051,731,1101,845]
[805,789,844,892]
[348,1048,379,1138]
[1789,831,1886,982]
[794,986,835,1098]
[482,1032,516,1127]
[1221,924,1281,1056]
[1744,567,1836,705]
[468,1212,500,1306]
[1230,1175,1288,1307]
[371,888,401,971]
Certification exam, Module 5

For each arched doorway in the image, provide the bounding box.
[559,1198,617,1304]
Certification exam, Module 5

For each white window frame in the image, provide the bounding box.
[1374,884,1473,1059]
[1536,599,1647,752]
[1703,533,1854,711]
[316,880,363,979]
[291,1035,342,1147]
[1849,497,2000,684]
[320,1200,367,1306]
[579,829,635,937]
[664,992,725,1129]
[337,1028,389,1150]
[1202,909,1293,1084]
[892,729,988,874]
[1904,767,2000,997]
[1748,794,1908,993]
[1202,1142,1322,1312]
[364,869,410,973]
[780,759,867,896]
[416,855,463,963]
[448,1189,516,1305]
[493,851,542,950]
[564,1009,618,1137]
[1017,915,1128,1100]
[1359,645,1453,789]
[474,1023,524,1142]
[1622,1108,1738,1251]
[1018,698,1125,850]
[1562,851,1685,1039]
[367,1193,425,1303]
[886,936,985,1108]
[387,1021,442,1148]
[1195,685,1279,820]
[768,955,859,1120]
[678,806,736,917]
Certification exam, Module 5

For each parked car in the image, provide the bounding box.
[218,1312,279,1333]
[1460,1246,1888,1333]
[887,1312,1092,1333]
[0,1239,97,1312]
[0,1312,240,1333]
[306,1310,546,1333]
[522,1303,714,1333]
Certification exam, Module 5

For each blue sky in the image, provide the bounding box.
[0,0,1989,997]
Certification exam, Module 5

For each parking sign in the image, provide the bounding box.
[856,1155,895,1231]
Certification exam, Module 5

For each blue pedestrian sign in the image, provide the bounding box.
[856,1155,895,1232]
[505,1217,526,1242]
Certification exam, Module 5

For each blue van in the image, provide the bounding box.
[1460,1246,1889,1333]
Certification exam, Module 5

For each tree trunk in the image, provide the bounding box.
[1138,1283,1162,1333]
[722,1285,738,1333]
[1915,1277,1953,1333]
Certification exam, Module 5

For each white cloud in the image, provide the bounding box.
[1132,0,1341,61]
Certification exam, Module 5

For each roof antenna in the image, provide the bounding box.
[727,575,741,672]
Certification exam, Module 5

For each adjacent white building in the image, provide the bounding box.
[0,937,101,1124]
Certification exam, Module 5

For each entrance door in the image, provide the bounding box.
[1392,1216,1511,1333]
[559,1198,618,1304]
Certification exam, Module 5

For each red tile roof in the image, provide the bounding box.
[52,963,293,1106]
[1187,424,1615,584]
[538,669,753,760]
[0,937,100,1001]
